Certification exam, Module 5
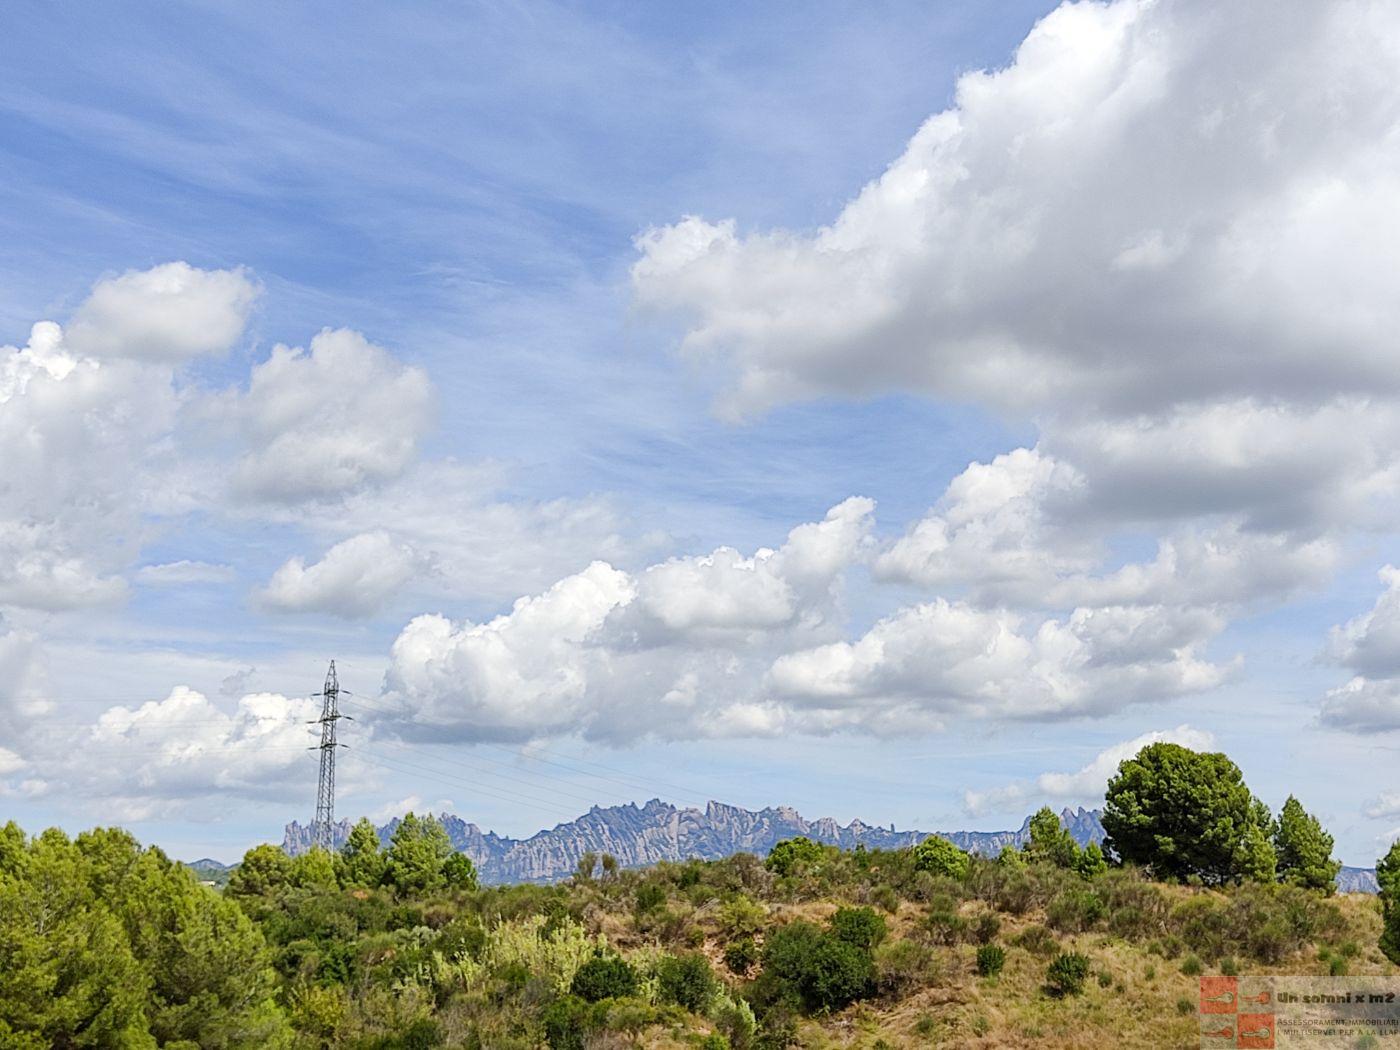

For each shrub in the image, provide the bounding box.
[975,944,1006,978]
[541,995,597,1050]
[1045,952,1091,997]
[724,936,759,975]
[830,906,887,950]
[765,837,825,877]
[1180,954,1203,976]
[871,884,900,914]
[1013,924,1058,958]
[1046,889,1105,933]
[656,952,718,1013]
[760,921,875,1014]
[974,912,1001,945]
[570,953,638,1002]
[873,939,935,996]
[719,895,766,939]
[923,909,970,946]
[1220,956,1238,976]
[1076,842,1109,879]
[1329,955,1349,976]
[634,882,667,915]
[1176,997,1195,1015]
[911,837,970,880]
[712,994,758,1048]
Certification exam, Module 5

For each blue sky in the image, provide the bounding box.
[3,0,1399,865]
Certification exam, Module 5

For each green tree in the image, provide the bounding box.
[0,821,27,877]
[288,848,338,889]
[75,827,290,1048]
[570,953,638,1002]
[442,851,478,890]
[0,829,152,1048]
[759,922,875,1014]
[1025,807,1081,868]
[997,844,1027,869]
[656,952,719,1013]
[575,851,598,881]
[227,844,293,900]
[1102,742,1275,885]
[764,837,825,876]
[911,835,970,879]
[1273,796,1341,893]
[829,906,887,950]
[1237,808,1279,884]
[338,817,387,887]
[1075,841,1108,879]
[1378,840,1400,964]
[387,812,453,894]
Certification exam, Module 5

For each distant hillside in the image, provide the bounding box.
[282,799,1108,884]
[183,857,234,888]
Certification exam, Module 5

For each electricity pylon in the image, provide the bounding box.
[310,660,347,851]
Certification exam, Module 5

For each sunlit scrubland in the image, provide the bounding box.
[2,744,1399,1048]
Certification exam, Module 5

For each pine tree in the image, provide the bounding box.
[387,813,453,894]
[1025,807,1081,868]
[339,817,388,888]
[1075,841,1108,878]
[1273,796,1341,893]
[1378,840,1400,964]
[1103,742,1275,884]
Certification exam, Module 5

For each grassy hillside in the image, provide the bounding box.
[3,820,1391,1048]
[207,838,1399,1047]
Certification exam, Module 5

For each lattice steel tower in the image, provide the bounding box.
[310,660,344,851]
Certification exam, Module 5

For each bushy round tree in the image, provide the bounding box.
[570,953,638,1002]
[829,906,887,950]
[761,921,875,1014]
[765,836,826,876]
[911,835,970,879]
[656,952,718,1013]
[1102,743,1275,885]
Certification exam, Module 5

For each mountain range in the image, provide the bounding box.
[200,799,1376,892]
[281,798,1109,884]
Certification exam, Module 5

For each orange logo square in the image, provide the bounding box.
[1236,1012,1274,1048]
[1200,975,1237,1015]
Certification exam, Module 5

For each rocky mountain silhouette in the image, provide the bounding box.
[281,799,1109,884]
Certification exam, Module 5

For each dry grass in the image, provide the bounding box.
[629,891,1390,1049]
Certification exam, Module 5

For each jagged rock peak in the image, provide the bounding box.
[281,799,1110,883]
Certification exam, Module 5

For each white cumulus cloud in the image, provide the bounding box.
[634,0,1400,420]
[1320,567,1400,733]
[65,261,259,362]
[963,724,1216,815]
[228,328,434,502]
[259,531,423,618]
